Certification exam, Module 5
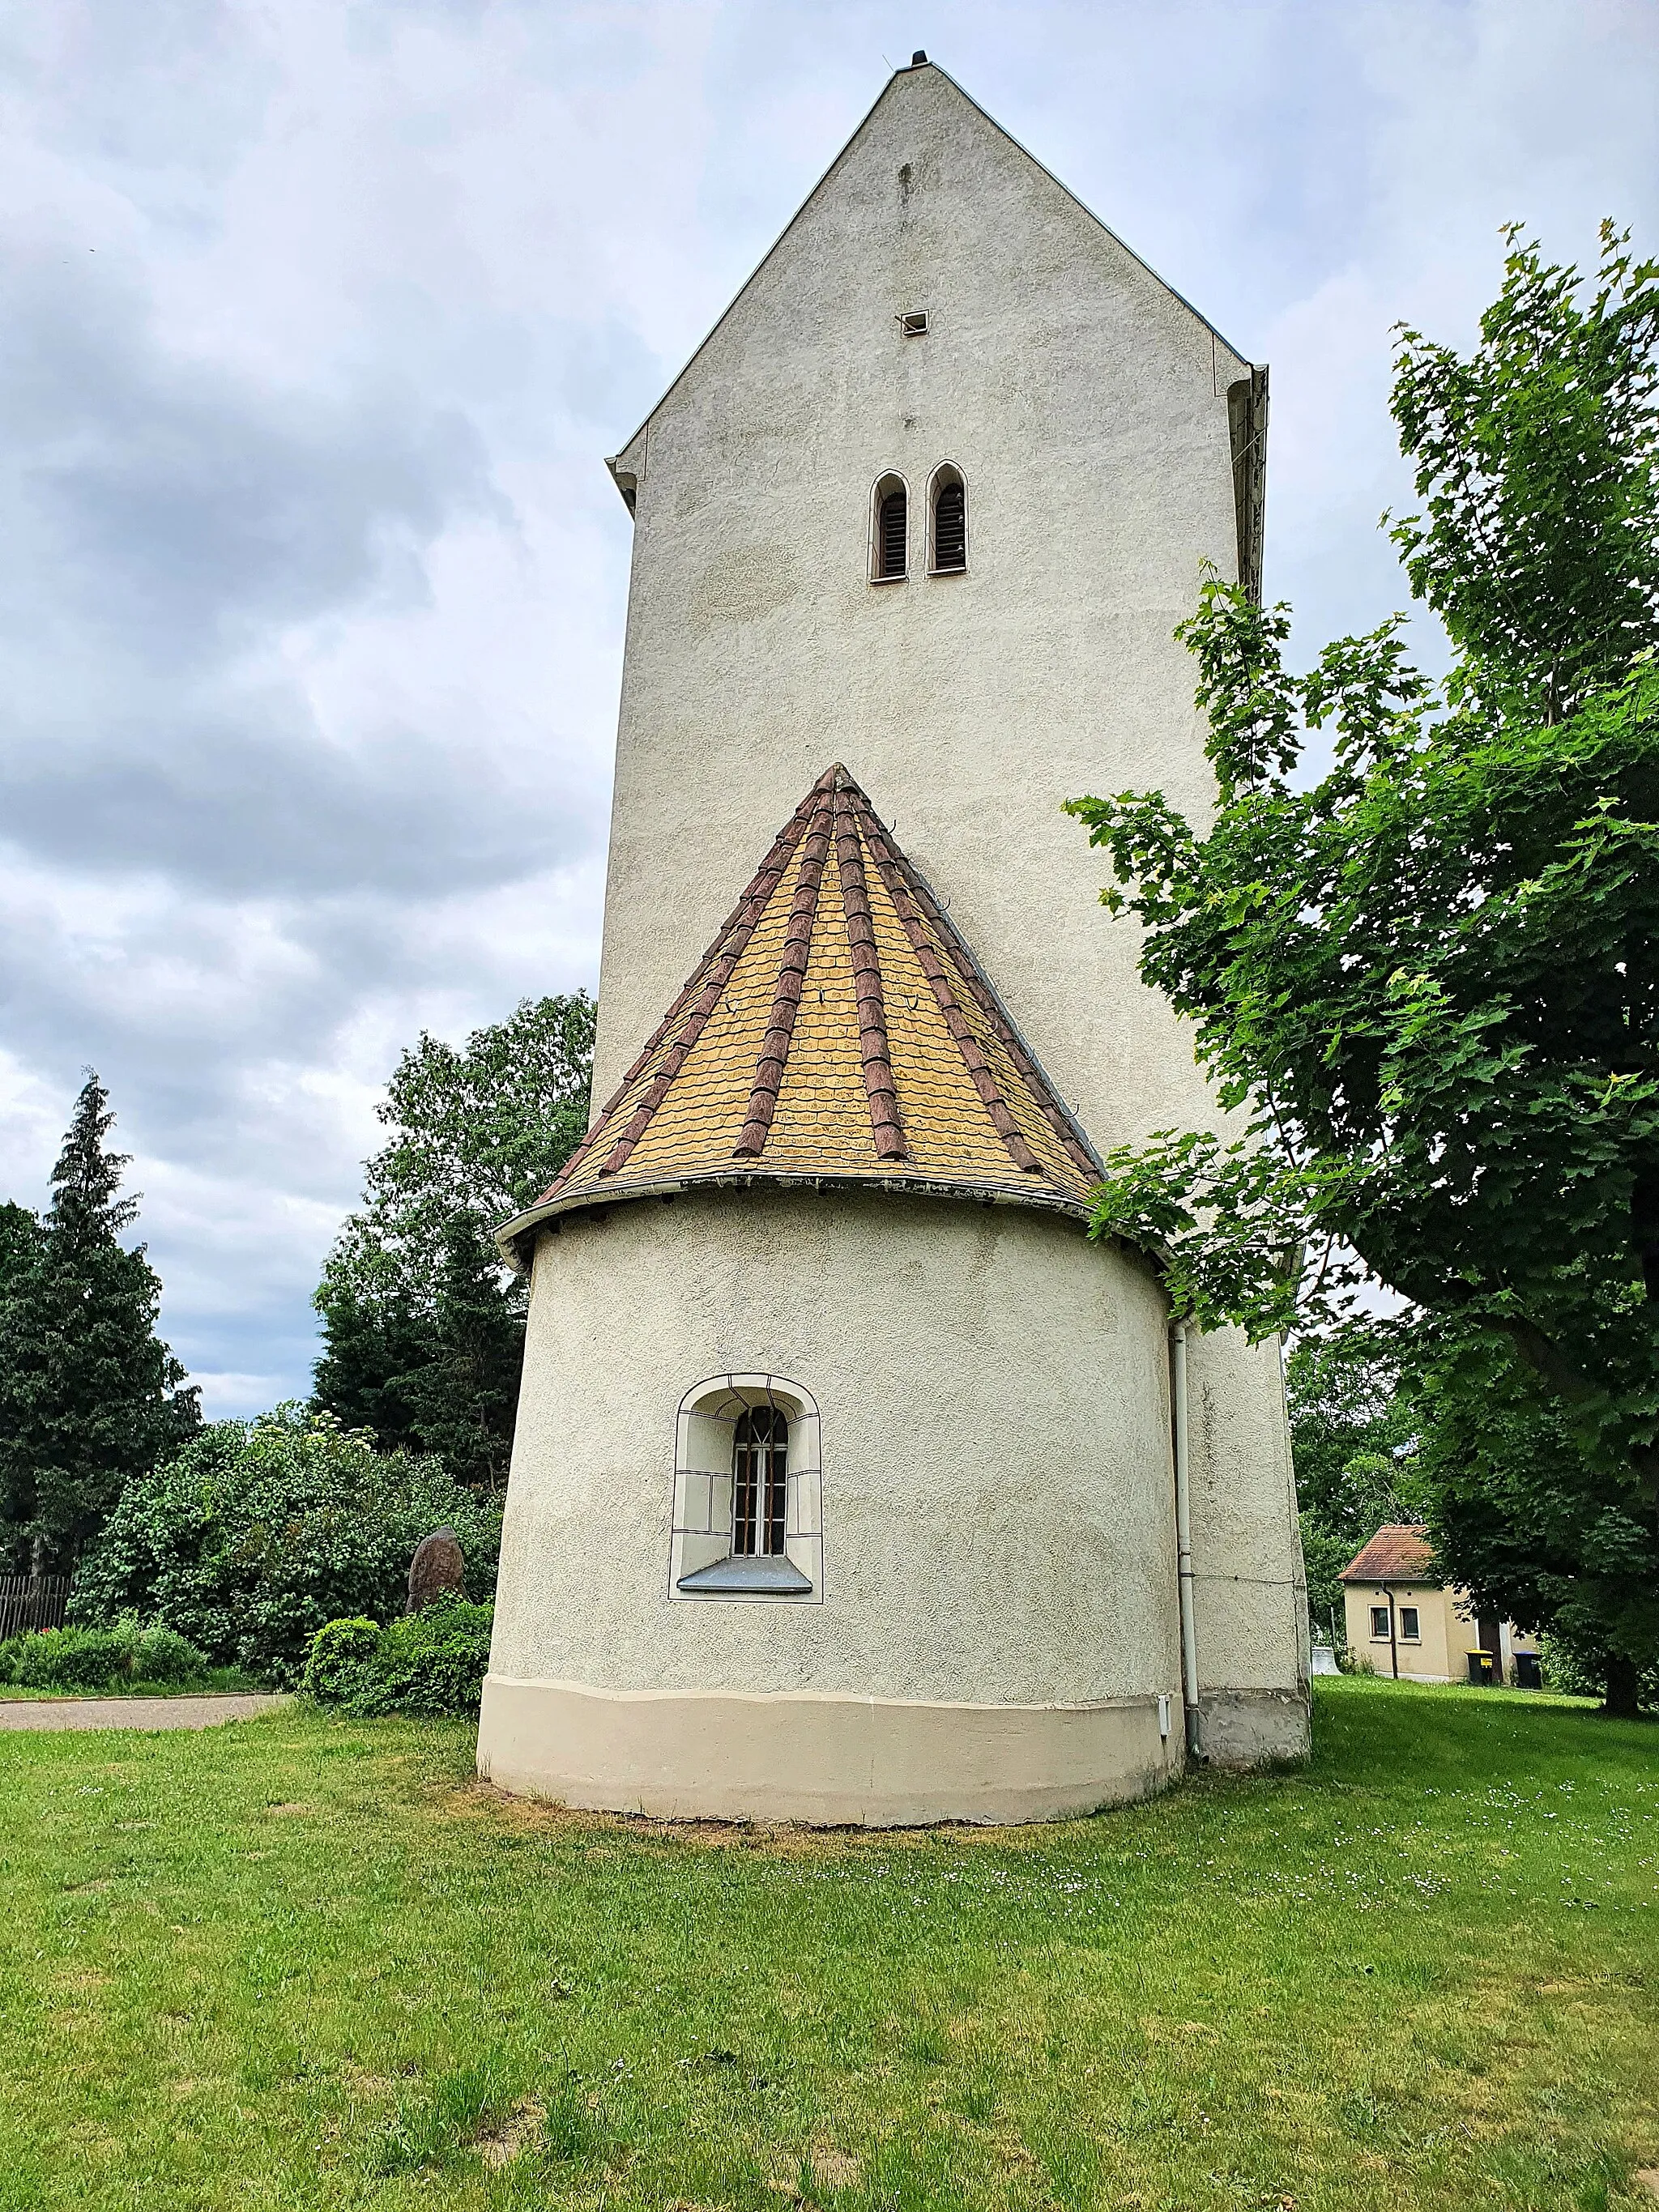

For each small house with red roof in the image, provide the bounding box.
[1340,1525,1542,1686]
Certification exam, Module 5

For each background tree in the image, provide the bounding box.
[0,1074,198,1572]
[391,1217,529,1495]
[1065,224,1659,1714]
[1286,1330,1423,1641]
[312,993,595,1487]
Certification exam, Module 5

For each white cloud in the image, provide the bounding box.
[0,0,1653,1410]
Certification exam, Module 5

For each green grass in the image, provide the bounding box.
[0,1670,263,1703]
[0,1677,1653,2210]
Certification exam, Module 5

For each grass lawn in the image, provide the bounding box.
[0,1677,1653,2212]
[0,1672,261,1704]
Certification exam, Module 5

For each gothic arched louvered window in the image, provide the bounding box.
[732,1405,788,1557]
[872,474,908,582]
[929,464,967,573]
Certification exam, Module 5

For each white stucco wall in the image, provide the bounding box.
[593,63,1247,1144]
[573,62,1306,1753]
[489,1187,1177,1709]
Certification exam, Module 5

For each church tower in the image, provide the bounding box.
[478,58,1309,1824]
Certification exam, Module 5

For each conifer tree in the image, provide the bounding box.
[0,1075,198,1571]
[0,1203,48,1566]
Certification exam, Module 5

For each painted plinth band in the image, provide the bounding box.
[476,1676,1182,1826]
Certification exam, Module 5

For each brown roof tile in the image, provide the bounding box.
[499,764,1102,1257]
[1340,1524,1436,1583]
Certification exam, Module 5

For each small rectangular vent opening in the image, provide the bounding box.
[899,310,929,338]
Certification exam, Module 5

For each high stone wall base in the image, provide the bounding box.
[476,1675,1295,1826]
[477,1675,1177,1824]
[1198,1686,1312,1769]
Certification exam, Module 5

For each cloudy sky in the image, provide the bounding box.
[2,0,1655,1414]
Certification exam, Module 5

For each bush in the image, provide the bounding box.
[0,1627,133,1690]
[130,1622,212,1685]
[301,1617,382,1704]
[69,1404,502,1688]
[1539,1630,1659,1706]
[0,1618,212,1693]
[304,1597,495,1718]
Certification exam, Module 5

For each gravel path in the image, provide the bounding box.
[0,1693,291,1732]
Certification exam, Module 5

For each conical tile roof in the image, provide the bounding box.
[499,765,1100,1259]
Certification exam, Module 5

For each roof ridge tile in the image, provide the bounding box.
[734,791,836,1157]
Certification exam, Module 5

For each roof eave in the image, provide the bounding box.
[604,454,638,514]
[497,1167,1094,1272]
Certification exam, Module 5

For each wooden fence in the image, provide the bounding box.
[0,1575,70,1639]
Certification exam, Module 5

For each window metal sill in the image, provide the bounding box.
[869,572,908,586]
[676,1554,813,1596]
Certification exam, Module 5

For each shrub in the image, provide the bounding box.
[1539,1630,1659,1705]
[70,1404,502,1688]
[0,1618,211,1693]
[301,1617,382,1704]
[364,1599,495,1716]
[130,1623,212,1685]
[305,1597,495,1718]
[0,1627,134,1690]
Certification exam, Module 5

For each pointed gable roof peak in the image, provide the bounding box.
[498,764,1102,1263]
[1340,1526,1436,1584]
[604,58,1253,505]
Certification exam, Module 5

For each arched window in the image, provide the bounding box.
[671,1375,821,1599]
[733,1405,787,1557]
[871,474,908,582]
[929,463,967,573]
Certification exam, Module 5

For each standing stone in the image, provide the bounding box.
[407,1528,467,1613]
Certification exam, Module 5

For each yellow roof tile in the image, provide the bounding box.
[499,765,1101,1258]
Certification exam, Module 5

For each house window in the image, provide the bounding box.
[1399,1605,1421,1642]
[872,475,908,582]
[928,463,967,573]
[670,1375,823,1600]
[733,1406,787,1556]
[1371,1605,1391,1640]
[899,309,929,338]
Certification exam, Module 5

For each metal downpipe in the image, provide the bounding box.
[1171,1319,1204,1762]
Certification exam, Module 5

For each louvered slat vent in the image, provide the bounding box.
[878,487,907,578]
[933,480,966,570]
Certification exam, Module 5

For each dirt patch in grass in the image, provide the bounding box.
[442,1778,868,1856]
[445,1775,1085,1859]
[472,2095,544,2169]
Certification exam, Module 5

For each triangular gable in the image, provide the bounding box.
[605,57,1254,503]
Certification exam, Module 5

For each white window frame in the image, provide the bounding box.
[668,1374,824,1603]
